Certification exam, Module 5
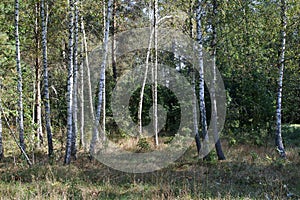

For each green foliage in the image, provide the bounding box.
[137,137,151,152]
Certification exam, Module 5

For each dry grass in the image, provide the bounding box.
[0,140,299,199]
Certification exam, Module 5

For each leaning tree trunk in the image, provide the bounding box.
[15,0,25,151]
[275,0,287,158]
[196,0,208,156]
[41,0,53,157]
[138,1,153,137]
[71,0,79,159]
[65,0,75,164]
[0,103,32,166]
[211,0,225,160]
[89,0,113,156]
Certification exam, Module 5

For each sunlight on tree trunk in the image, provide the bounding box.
[71,0,79,160]
[15,0,25,152]
[89,0,113,157]
[275,0,287,159]
[196,0,209,156]
[65,0,75,164]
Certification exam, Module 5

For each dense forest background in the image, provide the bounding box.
[0,0,299,199]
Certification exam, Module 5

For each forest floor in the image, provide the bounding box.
[0,141,299,200]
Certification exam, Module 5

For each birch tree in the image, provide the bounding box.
[41,0,53,157]
[65,0,75,164]
[211,0,225,160]
[79,20,85,149]
[138,1,153,137]
[190,0,201,154]
[275,0,287,158]
[153,0,159,146]
[35,2,43,147]
[89,0,113,156]
[71,0,79,159]
[15,0,25,151]
[196,0,208,156]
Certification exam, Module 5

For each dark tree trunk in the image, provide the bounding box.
[41,0,53,157]
[211,0,225,160]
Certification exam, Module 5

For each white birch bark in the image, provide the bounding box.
[153,0,158,146]
[41,0,53,157]
[65,0,75,164]
[79,24,85,149]
[81,17,95,122]
[275,0,287,158]
[89,0,113,156]
[15,0,25,151]
[138,1,153,137]
[35,2,43,147]
[189,0,201,155]
[71,0,79,159]
[196,0,208,155]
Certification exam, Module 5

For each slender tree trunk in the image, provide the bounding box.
[190,0,201,155]
[153,0,158,146]
[81,17,95,122]
[71,0,79,159]
[211,0,225,160]
[102,0,107,141]
[275,0,287,158]
[196,0,208,156]
[79,22,85,149]
[15,0,25,151]
[138,3,153,137]
[35,2,43,147]
[0,107,3,160]
[89,0,113,156]
[65,0,75,164]
[41,0,53,157]
[138,2,154,137]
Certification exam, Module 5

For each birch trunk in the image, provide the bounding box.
[211,0,225,160]
[196,0,208,155]
[65,0,75,164]
[190,0,201,155]
[138,2,153,137]
[79,24,85,149]
[81,17,95,122]
[35,2,43,147]
[71,0,79,159]
[41,0,53,157]
[15,0,25,151]
[153,0,158,146]
[89,0,113,156]
[275,0,287,158]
